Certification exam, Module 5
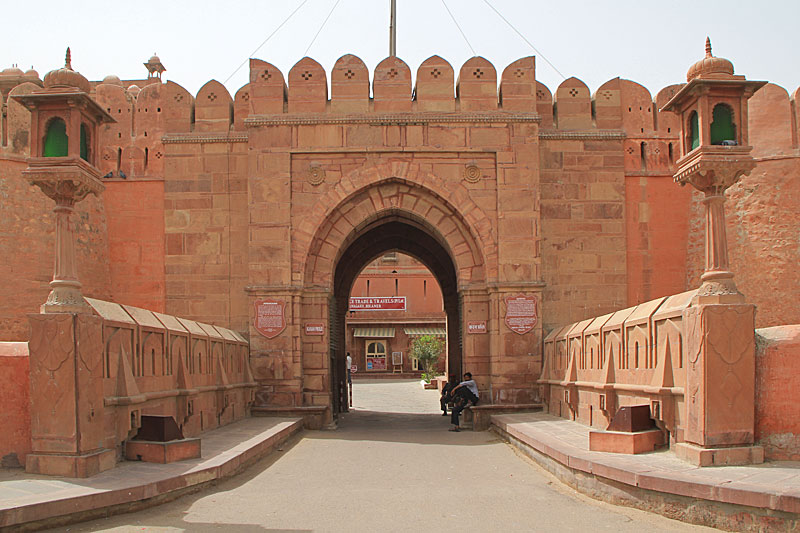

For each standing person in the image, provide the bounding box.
[346,352,352,385]
[449,372,479,432]
[440,374,458,416]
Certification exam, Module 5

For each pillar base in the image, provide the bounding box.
[673,442,764,467]
[26,448,115,478]
[125,439,201,464]
[590,429,665,454]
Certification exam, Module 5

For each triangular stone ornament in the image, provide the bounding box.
[565,343,578,383]
[116,344,141,398]
[243,352,256,384]
[216,353,229,386]
[651,334,675,389]
[603,343,616,384]
[176,350,191,390]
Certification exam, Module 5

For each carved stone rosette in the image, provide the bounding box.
[23,157,105,314]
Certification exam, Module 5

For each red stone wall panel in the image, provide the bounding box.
[535,82,554,128]
[594,78,622,130]
[499,57,535,111]
[373,56,411,112]
[195,80,232,133]
[103,180,166,312]
[288,57,327,113]
[233,84,250,130]
[415,56,455,112]
[748,83,794,157]
[331,54,369,114]
[249,59,286,115]
[555,77,592,130]
[6,82,39,156]
[0,342,31,466]
[457,57,497,111]
[755,325,800,460]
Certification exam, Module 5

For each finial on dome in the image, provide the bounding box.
[705,37,712,58]
[65,47,72,69]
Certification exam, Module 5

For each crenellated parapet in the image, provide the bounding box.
[3,55,798,180]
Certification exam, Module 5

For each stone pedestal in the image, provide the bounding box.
[26,313,115,477]
[681,303,764,465]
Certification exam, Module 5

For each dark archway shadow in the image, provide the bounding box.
[330,217,463,416]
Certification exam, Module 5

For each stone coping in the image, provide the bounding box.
[0,417,302,530]
[491,413,800,522]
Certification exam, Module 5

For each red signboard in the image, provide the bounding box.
[366,357,387,371]
[254,299,286,339]
[349,296,406,311]
[305,323,324,336]
[504,294,538,335]
[467,321,487,334]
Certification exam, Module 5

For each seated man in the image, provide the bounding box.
[449,372,479,432]
[440,374,458,416]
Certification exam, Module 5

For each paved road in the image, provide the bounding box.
[59,380,715,532]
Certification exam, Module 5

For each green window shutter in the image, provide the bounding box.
[80,124,89,161]
[690,112,699,150]
[43,118,68,157]
[710,104,736,145]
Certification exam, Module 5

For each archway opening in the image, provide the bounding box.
[329,217,461,416]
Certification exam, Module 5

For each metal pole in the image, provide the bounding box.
[389,0,396,57]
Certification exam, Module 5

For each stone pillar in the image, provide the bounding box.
[26,313,115,477]
[42,181,92,313]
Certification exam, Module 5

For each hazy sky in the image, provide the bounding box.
[3,0,799,98]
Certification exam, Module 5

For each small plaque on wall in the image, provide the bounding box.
[305,323,324,336]
[504,294,538,335]
[254,299,286,339]
[467,321,487,334]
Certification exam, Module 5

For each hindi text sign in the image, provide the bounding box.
[254,299,286,339]
[504,294,538,335]
[305,323,324,336]
[467,321,487,334]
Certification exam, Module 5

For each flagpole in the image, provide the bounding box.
[389,0,397,56]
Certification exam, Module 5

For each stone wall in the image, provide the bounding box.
[755,325,800,460]
[0,342,30,467]
[23,299,256,473]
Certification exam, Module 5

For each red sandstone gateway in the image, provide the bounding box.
[0,39,799,482]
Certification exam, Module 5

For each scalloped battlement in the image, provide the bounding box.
[2,54,797,178]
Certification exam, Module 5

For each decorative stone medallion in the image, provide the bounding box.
[462,163,481,183]
[307,165,326,186]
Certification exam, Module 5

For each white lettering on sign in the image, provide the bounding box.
[504,294,538,335]
[467,321,487,334]
[349,296,406,311]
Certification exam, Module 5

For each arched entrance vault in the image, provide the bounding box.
[300,173,492,416]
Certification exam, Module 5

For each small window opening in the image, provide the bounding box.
[668,142,674,162]
[640,142,647,171]
[43,118,68,157]
[144,147,149,170]
[79,124,89,162]
[395,278,399,296]
[366,279,370,296]
[710,103,736,145]
[688,111,699,151]
[116,147,122,174]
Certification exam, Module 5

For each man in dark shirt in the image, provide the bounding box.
[440,374,458,415]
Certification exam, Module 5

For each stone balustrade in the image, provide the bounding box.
[25,299,256,476]
[540,290,697,444]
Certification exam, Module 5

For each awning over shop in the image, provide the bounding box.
[404,327,446,337]
[353,327,396,338]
